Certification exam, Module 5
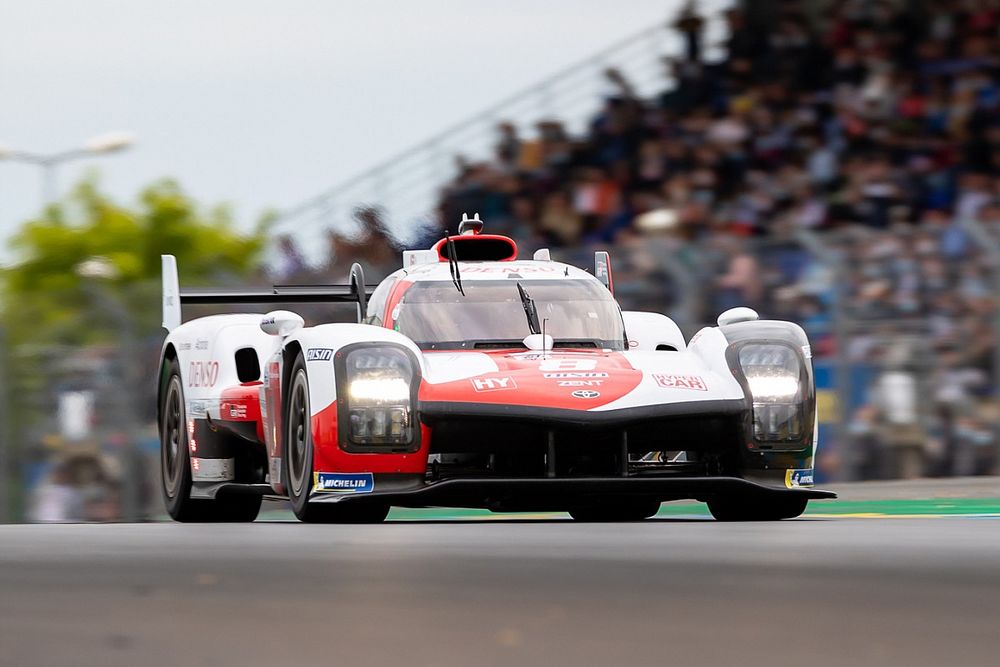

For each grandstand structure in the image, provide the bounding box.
[269,1,733,260]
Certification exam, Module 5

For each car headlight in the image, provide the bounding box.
[348,377,410,404]
[340,346,418,449]
[738,344,804,443]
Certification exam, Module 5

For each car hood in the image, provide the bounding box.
[418,348,745,411]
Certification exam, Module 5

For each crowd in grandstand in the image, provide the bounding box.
[279,1,1000,479]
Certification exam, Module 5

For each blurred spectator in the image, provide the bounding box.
[495,121,521,172]
[27,453,126,523]
[848,404,882,480]
[321,206,402,282]
[275,235,307,281]
[28,462,83,523]
[714,237,762,311]
[873,347,926,479]
[540,191,583,246]
[672,2,705,63]
[72,454,122,522]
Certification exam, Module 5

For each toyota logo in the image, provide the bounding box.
[571,390,601,399]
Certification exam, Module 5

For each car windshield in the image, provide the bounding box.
[394,279,625,350]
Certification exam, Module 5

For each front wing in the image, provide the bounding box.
[305,476,835,511]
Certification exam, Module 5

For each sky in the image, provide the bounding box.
[0,0,721,262]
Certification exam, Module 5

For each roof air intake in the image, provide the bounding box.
[434,214,518,262]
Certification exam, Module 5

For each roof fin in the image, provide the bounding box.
[459,212,484,236]
[162,254,181,331]
[595,250,614,294]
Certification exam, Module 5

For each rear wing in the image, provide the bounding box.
[161,254,375,331]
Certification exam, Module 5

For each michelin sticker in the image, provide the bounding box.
[314,472,374,493]
[785,468,814,488]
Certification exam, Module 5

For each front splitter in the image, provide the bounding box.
[307,476,836,510]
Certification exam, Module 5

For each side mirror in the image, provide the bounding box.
[522,333,554,352]
[260,310,304,336]
[717,307,759,327]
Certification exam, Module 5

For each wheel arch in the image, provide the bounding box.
[719,319,817,474]
[157,342,179,428]
[281,340,303,402]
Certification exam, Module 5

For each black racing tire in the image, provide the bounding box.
[568,499,661,522]
[159,357,262,522]
[707,496,808,522]
[283,353,389,524]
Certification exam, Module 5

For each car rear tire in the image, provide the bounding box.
[283,353,388,524]
[707,496,808,521]
[160,357,261,522]
[568,499,661,522]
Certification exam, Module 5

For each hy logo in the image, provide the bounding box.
[472,376,517,392]
[571,389,601,399]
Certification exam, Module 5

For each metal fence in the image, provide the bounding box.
[0,277,165,524]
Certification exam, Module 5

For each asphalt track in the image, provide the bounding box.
[2,510,1000,666]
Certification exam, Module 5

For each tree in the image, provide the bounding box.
[2,174,266,347]
[0,174,268,521]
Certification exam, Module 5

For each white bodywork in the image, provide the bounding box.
[159,248,816,495]
[161,255,748,421]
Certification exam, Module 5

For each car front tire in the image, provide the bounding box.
[283,353,388,524]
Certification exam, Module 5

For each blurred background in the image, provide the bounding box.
[2,0,999,523]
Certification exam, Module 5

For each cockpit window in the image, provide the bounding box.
[393,279,625,350]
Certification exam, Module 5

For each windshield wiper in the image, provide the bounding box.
[445,232,465,296]
[516,282,540,335]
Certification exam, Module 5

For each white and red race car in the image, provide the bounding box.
[157,215,833,522]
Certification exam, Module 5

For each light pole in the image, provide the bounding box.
[0,131,135,205]
[0,326,10,523]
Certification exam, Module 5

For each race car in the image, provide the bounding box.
[157,213,834,523]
